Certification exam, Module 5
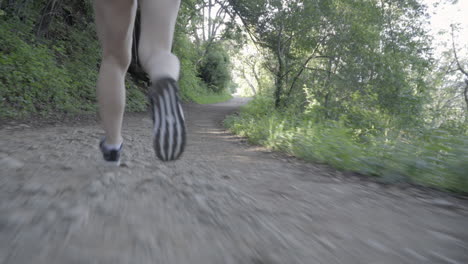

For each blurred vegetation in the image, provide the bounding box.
[0,0,234,119]
[225,97,468,193]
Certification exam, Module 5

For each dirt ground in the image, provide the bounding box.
[1,97,467,264]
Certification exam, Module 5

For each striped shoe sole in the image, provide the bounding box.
[149,78,186,161]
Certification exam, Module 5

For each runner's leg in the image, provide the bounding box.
[138,0,181,81]
[94,0,137,146]
[138,0,186,161]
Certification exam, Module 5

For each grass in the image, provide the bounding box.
[224,97,468,194]
[181,85,233,104]
[191,93,233,104]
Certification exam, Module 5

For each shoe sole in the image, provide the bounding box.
[149,78,186,161]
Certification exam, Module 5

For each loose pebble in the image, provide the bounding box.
[0,156,24,169]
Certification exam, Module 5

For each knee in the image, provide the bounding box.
[102,48,132,72]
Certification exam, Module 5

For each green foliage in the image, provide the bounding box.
[190,92,232,104]
[226,97,468,194]
[172,31,232,104]
[172,0,236,102]
[224,0,468,194]
[0,7,147,118]
[0,0,235,119]
[229,0,432,127]
[173,30,205,102]
[126,78,148,112]
[198,43,232,93]
[0,18,75,117]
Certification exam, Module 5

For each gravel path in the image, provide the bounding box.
[1,97,468,264]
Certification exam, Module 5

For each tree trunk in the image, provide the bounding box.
[240,68,256,95]
[275,25,285,108]
[464,79,468,122]
[251,61,262,93]
[275,71,283,108]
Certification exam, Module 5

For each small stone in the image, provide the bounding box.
[316,236,337,251]
[60,165,73,171]
[142,118,152,124]
[364,239,390,253]
[403,248,428,261]
[0,156,24,169]
[39,155,47,162]
[22,181,43,194]
[6,209,35,226]
[427,230,464,245]
[194,194,211,213]
[44,210,58,223]
[120,161,132,168]
[123,135,133,141]
[367,182,379,189]
[55,128,68,133]
[429,251,461,264]
[429,198,457,209]
[138,161,151,167]
[55,201,71,211]
[63,205,89,223]
[87,180,103,197]
[101,172,115,186]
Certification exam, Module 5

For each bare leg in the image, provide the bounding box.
[94,0,137,145]
[138,0,181,81]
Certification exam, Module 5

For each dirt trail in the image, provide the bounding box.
[1,97,467,264]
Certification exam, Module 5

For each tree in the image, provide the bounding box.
[451,24,468,117]
[226,0,328,107]
[227,0,431,130]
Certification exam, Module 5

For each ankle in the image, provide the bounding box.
[102,138,123,150]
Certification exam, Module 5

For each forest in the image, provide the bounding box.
[0,0,467,192]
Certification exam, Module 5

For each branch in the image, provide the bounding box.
[464,80,468,113]
[240,67,257,95]
[286,37,327,96]
[210,10,227,38]
[451,25,468,77]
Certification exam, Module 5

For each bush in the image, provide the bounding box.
[0,16,147,118]
[0,5,233,119]
[225,97,468,194]
[198,43,232,93]
[0,19,74,117]
[172,32,232,104]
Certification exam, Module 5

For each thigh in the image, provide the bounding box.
[94,0,137,64]
[138,0,180,52]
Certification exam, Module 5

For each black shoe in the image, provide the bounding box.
[148,77,186,161]
[99,139,122,166]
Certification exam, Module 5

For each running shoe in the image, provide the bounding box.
[148,77,186,161]
[99,139,122,166]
